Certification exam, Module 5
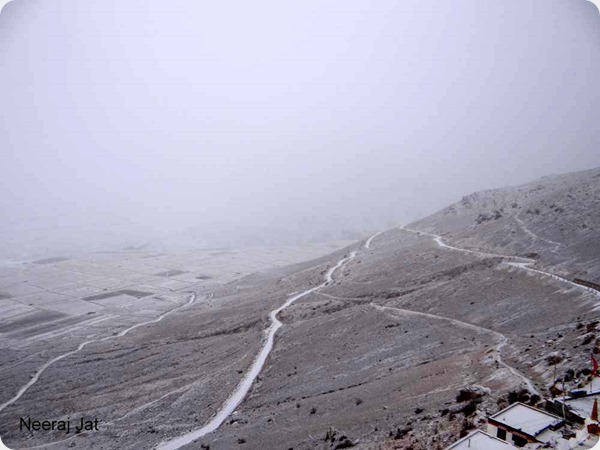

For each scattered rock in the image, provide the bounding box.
[564,369,575,382]
[507,389,532,404]
[459,418,476,438]
[324,427,338,442]
[462,401,478,416]
[550,385,563,397]
[577,368,592,377]
[456,385,490,402]
[333,437,357,449]
[392,425,412,439]
[582,334,595,345]
[324,427,357,449]
[547,353,563,365]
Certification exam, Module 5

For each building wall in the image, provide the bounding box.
[486,423,532,448]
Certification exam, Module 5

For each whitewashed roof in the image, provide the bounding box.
[447,430,517,449]
[490,402,562,436]
[563,395,596,420]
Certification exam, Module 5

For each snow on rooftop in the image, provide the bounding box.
[447,430,517,449]
[563,394,600,420]
[490,402,562,436]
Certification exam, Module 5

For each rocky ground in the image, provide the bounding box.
[1,167,599,449]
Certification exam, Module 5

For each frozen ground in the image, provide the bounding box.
[0,241,354,348]
[0,241,357,447]
[1,168,599,450]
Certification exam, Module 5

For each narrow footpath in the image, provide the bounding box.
[0,292,199,414]
[156,251,358,450]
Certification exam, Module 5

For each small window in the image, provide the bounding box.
[496,428,507,440]
[512,435,528,447]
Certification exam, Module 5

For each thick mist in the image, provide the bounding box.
[1,0,600,259]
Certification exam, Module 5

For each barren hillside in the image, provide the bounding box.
[1,168,599,450]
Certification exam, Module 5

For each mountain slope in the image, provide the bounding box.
[185,167,600,449]
[1,167,599,450]
[412,167,600,279]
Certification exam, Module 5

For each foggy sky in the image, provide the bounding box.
[2,0,600,258]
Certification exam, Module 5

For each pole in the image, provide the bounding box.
[562,379,566,422]
[553,365,557,398]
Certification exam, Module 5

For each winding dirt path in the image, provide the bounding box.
[506,262,600,300]
[364,231,383,249]
[399,225,599,300]
[156,226,596,448]
[400,226,534,262]
[394,224,600,394]
[0,292,199,414]
[370,303,539,395]
[514,216,562,251]
[156,251,358,450]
